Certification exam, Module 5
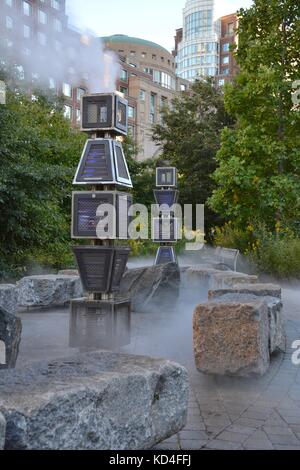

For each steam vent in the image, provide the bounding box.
[153,167,180,265]
[70,92,133,350]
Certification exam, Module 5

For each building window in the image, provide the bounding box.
[227,23,234,35]
[38,32,46,46]
[77,87,85,101]
[180,83,187,91]
[76,109,81,124]
[23,25,30,38]
[51,0,60,10]
[129,63,136,68]
[23,1,31,16]
[160,96,168,108]
[218,79,225,86]
[150,93,155,123]
[128,106,135,118]
[222,56,229,65]
[128,125,135,137]
[62,82,72,97]
[54,18,62,32]
[141,52,146,58]
[120,86,128,95]
[130,51,135,56]
[120,69,128,81]
[5,16,13,29]
[5,0,12,7]
[223,68,229,75]
[139,89,146,101]
[23,47,31,56]
[152,54,157,60]
[64,105,72,120]
[223,43,230,52]
[38,10,47,24]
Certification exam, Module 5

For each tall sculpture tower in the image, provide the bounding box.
[153,167,180,265]
[70,92,133,350]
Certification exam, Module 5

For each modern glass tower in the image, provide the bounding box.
[176,0,220,81]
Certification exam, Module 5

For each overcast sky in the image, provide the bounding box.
[66,0,254,52]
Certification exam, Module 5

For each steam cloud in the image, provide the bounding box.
[5,17,120,94]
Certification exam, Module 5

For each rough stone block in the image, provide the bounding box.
[209,272,258,290]
[0,351,189,450]
[58,270,79,276]
[0,306,22,369]
[193,301,270,377]
[0,285,18,315]
[208,285,285,354]
[208,283,281,300]
[17,275,83,309]
[119,263,180,312]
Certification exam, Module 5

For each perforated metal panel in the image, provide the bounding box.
[155,247,177,265]
[73,247,130,293]
[153,190,179,206]
[72,192,132,239]
[156,167,177,188]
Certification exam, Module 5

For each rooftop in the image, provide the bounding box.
[101,34,171,55]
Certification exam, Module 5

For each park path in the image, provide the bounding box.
[17,286,300,450]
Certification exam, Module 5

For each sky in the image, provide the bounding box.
[66,0,254,52]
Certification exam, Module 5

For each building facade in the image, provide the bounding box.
[0,0,88,126]
[103,35,189,161]
[217,13,239,86]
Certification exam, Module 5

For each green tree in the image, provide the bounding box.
[152,78,233,233]
[209,0,300,233]
[0,84,86,278]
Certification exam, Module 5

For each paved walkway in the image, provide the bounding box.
[17,286,300,450]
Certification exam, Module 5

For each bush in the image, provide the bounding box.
[249,235,300,279]
[212,222,253,253]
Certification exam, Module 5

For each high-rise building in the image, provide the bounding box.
[174,1,239,85]
[0,0,89,126]
[103,35,190,162]
[176,0,220,81]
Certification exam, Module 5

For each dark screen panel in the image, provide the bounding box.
[156,247,176,265]
[154,190,178,206]
[115,144,130,180]
[156,168,177,187]
[82,95,113,129]
[75,140,113,183]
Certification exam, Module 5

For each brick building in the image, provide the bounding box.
[103,35,190,161]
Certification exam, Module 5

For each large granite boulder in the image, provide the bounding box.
[0,284,18,315]
[193,301,270,377]
[0,412,5,450]
[119,263,180,312]
[17,275,83,309]
[0,306,22,369]
[0,351,189,450]
[208,284,285,354]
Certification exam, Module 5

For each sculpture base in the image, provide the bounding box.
[69,298,131,351]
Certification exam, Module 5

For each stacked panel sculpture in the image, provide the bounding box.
[153,167,180,265]
[70,92,133,350]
